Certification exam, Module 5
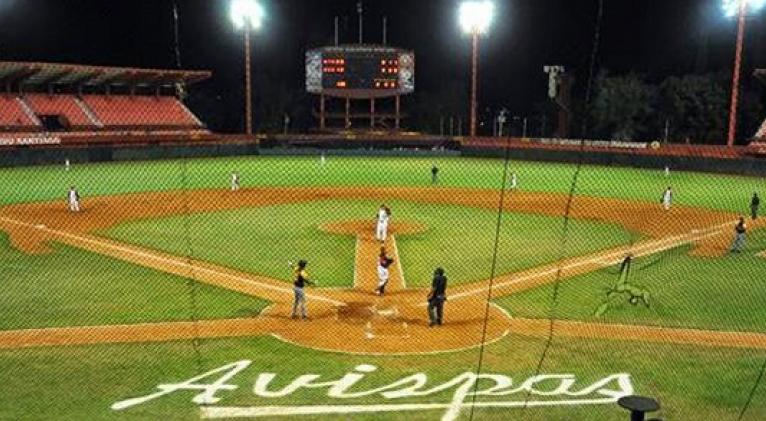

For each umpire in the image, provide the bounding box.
[427,268,448,327]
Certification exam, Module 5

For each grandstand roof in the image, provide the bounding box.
[0,61,211,88]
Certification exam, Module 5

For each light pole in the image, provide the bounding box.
[459,1,494,139]
[723,0,765,147]
[230,0,264,135]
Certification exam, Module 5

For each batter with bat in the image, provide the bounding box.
[375,247,395,296]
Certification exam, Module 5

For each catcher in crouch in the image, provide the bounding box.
[375,247,395,296]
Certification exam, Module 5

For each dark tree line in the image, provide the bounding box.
[587,71,764,144]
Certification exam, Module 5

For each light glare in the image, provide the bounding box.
[459,1,494,35]
[722,0,766,18]
[230,0,264,30]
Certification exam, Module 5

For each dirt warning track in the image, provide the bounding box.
[0,186,763,354]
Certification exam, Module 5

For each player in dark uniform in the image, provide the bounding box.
[291,260,315,319]
[431,164,439,185]
[751,193,760,220]
[427,267,447,326]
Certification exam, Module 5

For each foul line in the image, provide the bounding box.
[390,234,407,288]
[0,217,345,307]
[446,220,737,303]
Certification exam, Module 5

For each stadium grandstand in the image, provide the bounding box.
[0,61,213,146]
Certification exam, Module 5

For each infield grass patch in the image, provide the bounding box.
[104,199,634,287]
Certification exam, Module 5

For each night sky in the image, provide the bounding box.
[0,0,764,132]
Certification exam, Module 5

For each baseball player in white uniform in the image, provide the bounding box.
[231,172,241,191]
[509,172,518,190]
[65,158,71,172]
[67,186,81,212]
[661,186,673,211]
[376,205,391,243]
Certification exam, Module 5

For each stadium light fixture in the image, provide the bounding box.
[230,0,264,30]
[459,1,494,35]
[722,0,765,17]
[458,1,494,138]
[230,0,265,136]
[723,0,765,147]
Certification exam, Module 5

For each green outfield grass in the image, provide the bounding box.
[0,156,762,214]
[0,334,764,420]
[0,233,268,330]
[495,230,766,333]
[103,199,635,287]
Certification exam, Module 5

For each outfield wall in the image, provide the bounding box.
[462,145,766,177]
[1,135,765,177]
[0,142,261,167]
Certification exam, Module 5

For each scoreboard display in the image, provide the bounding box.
[306,46,415,98]
[321,53,400,91]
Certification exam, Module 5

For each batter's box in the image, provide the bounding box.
[364,320,410,340]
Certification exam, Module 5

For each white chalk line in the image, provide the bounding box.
[352,236,361,289]
[200,397,619,419]
[268,327,511,357]
[446,220,737,303]
[0,217,345,307]
[390,234,407,288]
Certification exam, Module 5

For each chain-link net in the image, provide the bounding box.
[1,1,766,421]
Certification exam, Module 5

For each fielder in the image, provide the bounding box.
[375,247,395,296]
[65,158,71,172]
[661,186,673,211]
[67,186,81,212]
[231,172,241,192]
[431,164,439,185]
[320,152,326,167]
[508,171,518,190]
[290,260,315,320]
[664,166,670,177]
[751,193,760,220]
[375,204,391,243]
[730,217,747,253]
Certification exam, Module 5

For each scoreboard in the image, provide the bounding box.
[306,45,415,98]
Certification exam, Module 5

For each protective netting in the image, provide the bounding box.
[1,2,766,421]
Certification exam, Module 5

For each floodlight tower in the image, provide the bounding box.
[459,1,494,138]
[723,0,765,147]
[230,0,265,135]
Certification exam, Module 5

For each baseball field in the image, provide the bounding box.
[1,155,765,420]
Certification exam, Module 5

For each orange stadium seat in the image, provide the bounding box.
[82,95,202,129]
[0,95,41,131]
[24,94,97,128]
